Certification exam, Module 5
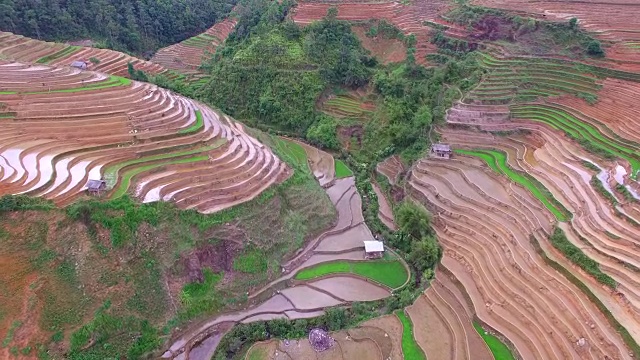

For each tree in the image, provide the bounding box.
[586,40,604,57]
[407,236,441,273]
[306,116,340,150]
[395,201,432,240]
[569,17,578,30]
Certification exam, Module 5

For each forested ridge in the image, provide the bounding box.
[0,0,236,54]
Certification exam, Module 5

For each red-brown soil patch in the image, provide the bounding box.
[360,314,403,360]
[352,26,406,64]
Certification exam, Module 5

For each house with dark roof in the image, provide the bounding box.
[86,179,107,195]
[70,60,88,70]
[430,143,452,159]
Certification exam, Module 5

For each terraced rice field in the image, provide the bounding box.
[408,131,636,358]
[292,0,451,65]
[467,54,603,104]
[282,138,336,186]
[0,31,170,79]
[151,18,237,74]
[321,94,375,119]
[407,271,494,360]
[165,174,409,359]
[455,148,571,221]
[472,0,640,54]
[334,159,353,179]
[427,127,640,356]
[0,61,287,213]
[376,155,404,185]
[511,104,640,179]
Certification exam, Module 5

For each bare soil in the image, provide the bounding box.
[352,26,406,64]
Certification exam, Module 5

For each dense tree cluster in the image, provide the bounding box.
[201,3,375,134]
[0,0,236,54]
[392,201,441,279]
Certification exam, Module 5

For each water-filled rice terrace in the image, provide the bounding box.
[0,61,287,213]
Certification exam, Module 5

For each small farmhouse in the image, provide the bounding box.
[430,143,452,159]
[86,179,106,195]
[70,60,88,70]
[364,240,384,259]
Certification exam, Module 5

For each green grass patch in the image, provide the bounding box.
[178,109,204,134]
[35,46,81,64]
[178,268,223,321]
[473,322,515,360]
[395,310,426,360]
[294,260,407,288]
[233,248,268,274]
[455,149,571,221]
[334,159,353,179]
[272,137,309,169]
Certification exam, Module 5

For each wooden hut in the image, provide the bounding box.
[430,143,452,159]
[70,60,88,70]
[86,179,106,195]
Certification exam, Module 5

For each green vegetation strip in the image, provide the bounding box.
[472,322,515,360]
[395,310,426,360]
[455,149,571,221]
[178,109,204,134]
[511,104,640,179]
[294,260,408,289]
[111,155,209,198]
[35,46,81,64]
[23,76,131,95]
[103,144,222,180]
[334,159,353,179]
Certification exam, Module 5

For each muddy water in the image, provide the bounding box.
[308,276,390,301]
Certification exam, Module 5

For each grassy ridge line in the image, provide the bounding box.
[511,105,640,179]
[12,75,132,95]
[529,234,640,356]
[294,259,408,289]
[395,310,426,360]
[178,109,204,134]
[472,322,516,360]
[454,149,571,221]
[103,143,223,181]
[111,155,209,198]
[35,45,81,64]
